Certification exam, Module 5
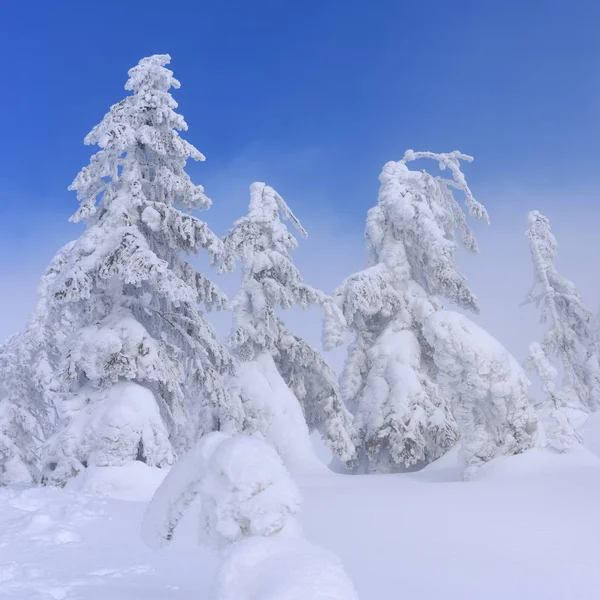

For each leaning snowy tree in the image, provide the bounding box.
[523,210,600,450]
[220,183,356,469]
[41,54,238,485]
[328,151,492,473]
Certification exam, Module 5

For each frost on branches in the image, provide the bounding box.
[221,183,356,468]
[424,311,538,480]
[523,210,599,450]
[329,151,490,473]
[142,433,359,600]
[0,241,76,485]
[0,333,47,485]
[42,55,236,484]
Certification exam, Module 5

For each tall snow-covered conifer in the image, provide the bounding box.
[42,55,237,484]
[329,151,490,473]
[221,183,356,468]
[523,210,599,449]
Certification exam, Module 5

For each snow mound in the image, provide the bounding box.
[419,443,600,483]
[218,533,359,600]
[44,381,174,485]
[66,462,168,502]
[579,411,600,457]
[415,444,463,482]
[231,353,328,475]
[472,445,600,482]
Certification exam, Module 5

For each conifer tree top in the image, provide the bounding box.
[40,54,234,463]
[69,54,210,224]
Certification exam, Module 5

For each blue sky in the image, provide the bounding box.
[1,0,600,361]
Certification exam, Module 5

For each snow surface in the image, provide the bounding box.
[3,441,600,599]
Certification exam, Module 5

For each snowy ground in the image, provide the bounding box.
[3,431,600,600]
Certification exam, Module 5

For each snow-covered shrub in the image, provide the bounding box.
[39,54,237,480]
[330,150,489,472]
[142,432,299,549]
[43,381,174,485]
[222,182,356,467]
[194,434,301,548]
[523,210,599,450]
[142,433,359,600]
[423,311,538,480]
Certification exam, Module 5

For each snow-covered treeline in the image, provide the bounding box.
[1,54,598,487]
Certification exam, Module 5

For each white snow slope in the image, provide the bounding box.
[2,436,600,599]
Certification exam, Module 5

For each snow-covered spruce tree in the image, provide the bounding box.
[42,54,237,484]
[221,183,356,469]
[523,210,599,450]
[329,151,491,473]
[0,241,76,485]
[423,311,538,480]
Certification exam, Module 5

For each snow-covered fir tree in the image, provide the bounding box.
[221,182,356,468]
[523,210,599,450]
[328,150,490,473]
[424,311,538,479]
[41,54,237,484]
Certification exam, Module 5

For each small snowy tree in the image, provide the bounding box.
[0,332,46,485]
[329,151,490,473]
[42,55,237,484]
[522,210,599,450]
[0,241,76,484]
[142,432,359,600]
[424,311,538,479]
[221,182,356,467]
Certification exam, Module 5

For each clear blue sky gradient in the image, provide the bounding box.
[2,1,600,213]
[1,0,600,350]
